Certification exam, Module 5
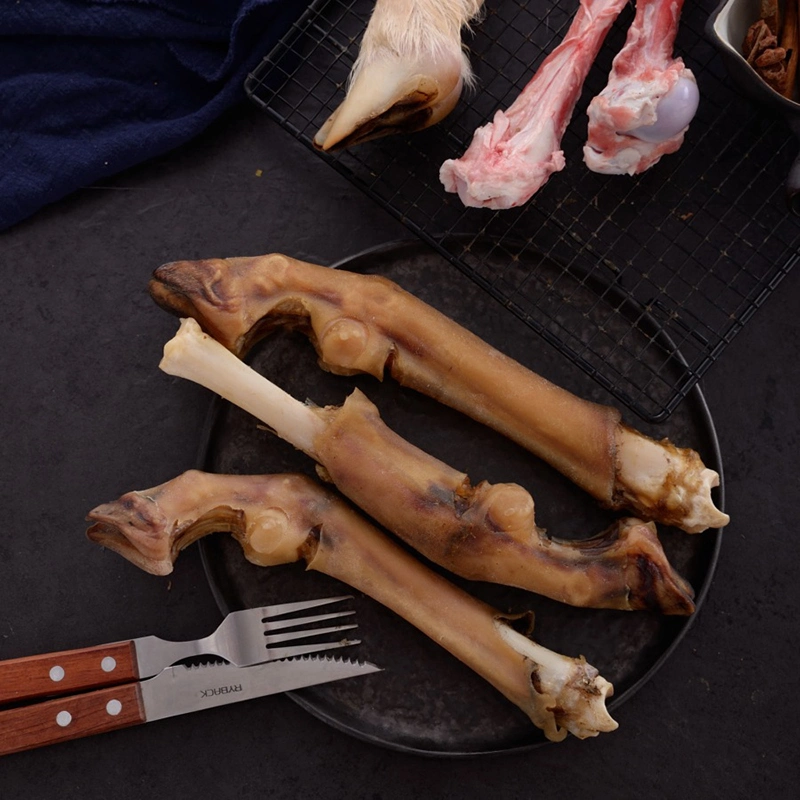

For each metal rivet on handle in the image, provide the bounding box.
[100,656,117,673]
[56,711,72,727]
[105,699,122,716]
[49,666,65,682]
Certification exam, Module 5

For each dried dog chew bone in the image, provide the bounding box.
[86,470,618,741]
[157,318,695,615]
[313,0,484,151]
[149,254,728,534]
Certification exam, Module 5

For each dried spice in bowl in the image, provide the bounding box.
[743,0,799,98]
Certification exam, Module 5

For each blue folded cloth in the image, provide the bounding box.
[0,0,308,231]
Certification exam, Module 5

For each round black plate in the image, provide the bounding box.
[197,240,723,756]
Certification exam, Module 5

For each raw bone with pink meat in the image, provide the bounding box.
[584,0,699,175]
[440,0,629,209]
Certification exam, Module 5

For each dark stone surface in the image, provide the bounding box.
[1,105,798,797]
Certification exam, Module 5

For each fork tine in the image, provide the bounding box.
[263,610,355,632]
[258,595,353,619]
[268,638,361,660]
[265,623,358,646]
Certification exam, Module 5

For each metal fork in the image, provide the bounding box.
[134,595,359,676]
[0,596,359,706]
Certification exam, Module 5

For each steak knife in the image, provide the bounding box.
[0,656,380,756]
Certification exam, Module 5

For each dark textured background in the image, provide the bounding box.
[0,105,798,797]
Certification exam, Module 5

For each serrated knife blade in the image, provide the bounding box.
[142,656,381,721]
[0,656,381,757]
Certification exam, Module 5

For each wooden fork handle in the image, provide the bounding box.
[0,641,139,705]
[0,683,145,756]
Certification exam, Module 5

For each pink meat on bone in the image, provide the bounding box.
[583,0,698,175]
[439,0,629,210]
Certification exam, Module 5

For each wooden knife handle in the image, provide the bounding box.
[0,642,139,705]
[0,683,145,756]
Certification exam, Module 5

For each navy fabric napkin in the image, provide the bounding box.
[0,0,308,231]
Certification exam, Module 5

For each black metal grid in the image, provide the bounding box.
[245,0,800,423]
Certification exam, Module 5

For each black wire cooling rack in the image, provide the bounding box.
[245,0,800,423]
